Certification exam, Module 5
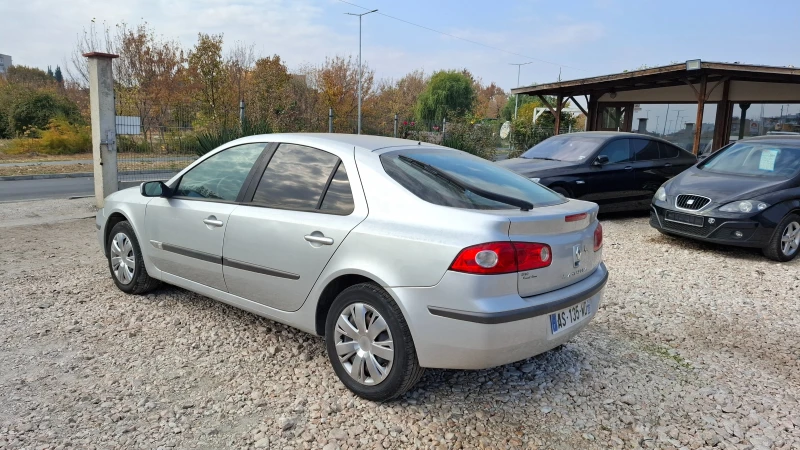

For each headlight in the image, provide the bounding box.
[530,177,541,183]
[719,200,769,213]
[654,186,667,202]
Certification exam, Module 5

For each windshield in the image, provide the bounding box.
[699,142,800,178]
[381,149,565,210]
[520,135,606,162]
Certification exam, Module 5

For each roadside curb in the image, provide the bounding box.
[0,172,94,181]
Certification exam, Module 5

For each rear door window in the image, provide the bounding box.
[631,139,660,161]
[251,143,341,211]
[659,142,681,159]
[381,149,565,209]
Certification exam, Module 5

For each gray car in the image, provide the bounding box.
[96,134,608,401]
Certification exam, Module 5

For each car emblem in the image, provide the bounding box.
[687,199,695,205]
[573,244,583,268]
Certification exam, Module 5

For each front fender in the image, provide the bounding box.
[100,188,162,280]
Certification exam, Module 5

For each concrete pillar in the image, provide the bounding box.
[84,52,119,207]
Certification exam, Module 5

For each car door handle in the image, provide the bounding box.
[304,234,334,245]
[664,163,673,167]
[624,166,633,171]
[203,217,224,227]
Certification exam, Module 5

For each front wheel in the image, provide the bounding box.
[551,186,571,198]
[107,221,161,294]
[763,213,800,262]
[324,283,424,401]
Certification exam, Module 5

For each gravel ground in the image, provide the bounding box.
[1,205,799,449]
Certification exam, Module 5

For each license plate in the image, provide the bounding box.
[549,300,592,335]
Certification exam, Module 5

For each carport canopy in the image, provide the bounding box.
[510,61,800,154]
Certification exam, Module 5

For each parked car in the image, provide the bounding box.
[498,132,697,211]
[97,134,608,401]
[650,135,800,261]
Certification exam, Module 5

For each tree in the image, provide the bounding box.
[188,33,228,124]
[47,67,54,78]
[309,56,374,133]
[474,81,506,120]
[501,94,539,121]
[365,70,427,134]
[415,70,475,123]
[6,66,56,89]
[250,55,293,130]
[54,66,64,84]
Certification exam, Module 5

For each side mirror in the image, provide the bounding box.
[140,181,171,197]
[593,155,610,166]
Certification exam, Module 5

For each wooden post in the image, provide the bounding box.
[692,76,707,155]
[554,94,563,135]
[712,79,730,151]
[586,95,598,131]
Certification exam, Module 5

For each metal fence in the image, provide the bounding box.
[114,99,201,183]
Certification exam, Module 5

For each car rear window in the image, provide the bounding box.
[380,148,565,210]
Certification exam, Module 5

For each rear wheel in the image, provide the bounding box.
[107,221,160,294]
[763,213,800,262]
[324,283,424,401]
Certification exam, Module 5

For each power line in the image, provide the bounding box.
[336,0,584,72]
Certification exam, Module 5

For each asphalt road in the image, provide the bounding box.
[0,177,95,202]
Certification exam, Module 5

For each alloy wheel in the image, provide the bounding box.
[781,221,800,256]
[110,232,136,284]
[333,303,394,386]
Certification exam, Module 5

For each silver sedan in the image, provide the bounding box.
[96,134,608,401]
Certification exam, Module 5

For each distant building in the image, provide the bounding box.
[0,54,11,76]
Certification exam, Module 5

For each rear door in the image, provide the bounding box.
[583,138,638,206]
[629,138,665,206]
[145,143,267,291]
[222,143,367,312]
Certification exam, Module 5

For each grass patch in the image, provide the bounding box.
[643,345,693,369]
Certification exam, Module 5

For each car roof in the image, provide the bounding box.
[238,133,444,154]
[741,135,800,145]
[548,131,683,147]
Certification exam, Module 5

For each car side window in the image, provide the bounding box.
[599,139,632,164]
[319,163,355,215]
[251,143,343,211]
[659,142,681,159]
[174,143,266,201]
[631,139,660,161]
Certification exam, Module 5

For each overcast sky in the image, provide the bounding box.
[2,0,798,92]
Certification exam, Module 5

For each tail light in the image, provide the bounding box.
[594,222,603,251]
[449,241,552,275]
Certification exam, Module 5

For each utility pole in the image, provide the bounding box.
[346,9,378,135]
[510,62,533,120]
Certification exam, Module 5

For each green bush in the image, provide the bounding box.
[9,92,81,136]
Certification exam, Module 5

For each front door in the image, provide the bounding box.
[145,142,267,291]
[583,138,637,207]
[222,143,366,312]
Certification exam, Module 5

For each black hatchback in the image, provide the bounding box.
[650,135,800,261]
[498,132,697,211]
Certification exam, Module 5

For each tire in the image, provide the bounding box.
[107,221,161,294]
[551,186,571,198]
[324,283,424,401]
[762,213,800,262]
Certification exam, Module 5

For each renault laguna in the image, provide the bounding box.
[96,134,607,401]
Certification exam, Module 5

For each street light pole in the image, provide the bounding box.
[510,62,533,120]
[346,9,378,135]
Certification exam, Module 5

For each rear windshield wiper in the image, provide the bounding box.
[398,155,534,211]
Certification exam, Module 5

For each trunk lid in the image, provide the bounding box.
[502,199,601,297]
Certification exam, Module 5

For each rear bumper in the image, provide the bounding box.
[389,263,608,370]
[649,205,774,248]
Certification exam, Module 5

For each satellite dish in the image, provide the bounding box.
[500,121,511,139]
